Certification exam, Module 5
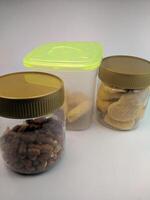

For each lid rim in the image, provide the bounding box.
[99,55,150,89]
[0,71,64,118]
[24,60,102,70]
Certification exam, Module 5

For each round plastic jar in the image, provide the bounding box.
[96,56,150,131]
[0,72,65,174]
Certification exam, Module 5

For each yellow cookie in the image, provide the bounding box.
[67,91,88,110]
[67,100,92,123]
[104,115,135,130]
[107,89,149,122]
[102,83,126,93]
[119,89,149,106]
[107,100,142,122]
[97,83,125,101]
[136,107,146,120]
[96,98,113,113]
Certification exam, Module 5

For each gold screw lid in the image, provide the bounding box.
[99,55,150,89]
[0,72,64,119]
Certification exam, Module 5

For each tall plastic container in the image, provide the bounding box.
[23,42,103,131]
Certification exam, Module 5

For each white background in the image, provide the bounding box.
[0,0,150,200]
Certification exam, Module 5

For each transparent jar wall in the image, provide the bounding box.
[33,68,98,131]
[96,81,150,131]
[0,108,65,174]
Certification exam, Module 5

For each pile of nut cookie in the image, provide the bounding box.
[97,83,149,130]
[0,116,64,174]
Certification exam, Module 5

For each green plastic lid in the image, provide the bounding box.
[23,42,103,70]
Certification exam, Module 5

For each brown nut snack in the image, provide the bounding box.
[104,114,135,130]
[0,116,64,174]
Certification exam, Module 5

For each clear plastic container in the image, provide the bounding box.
[23,42,103,131]
[0,72,65,174]
[97,56,150,131]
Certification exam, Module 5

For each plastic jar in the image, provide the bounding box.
[96,56,150,131]
[23,42,103,131]
[0,72,65,174]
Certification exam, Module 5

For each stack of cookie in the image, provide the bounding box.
[97,83,149,130]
